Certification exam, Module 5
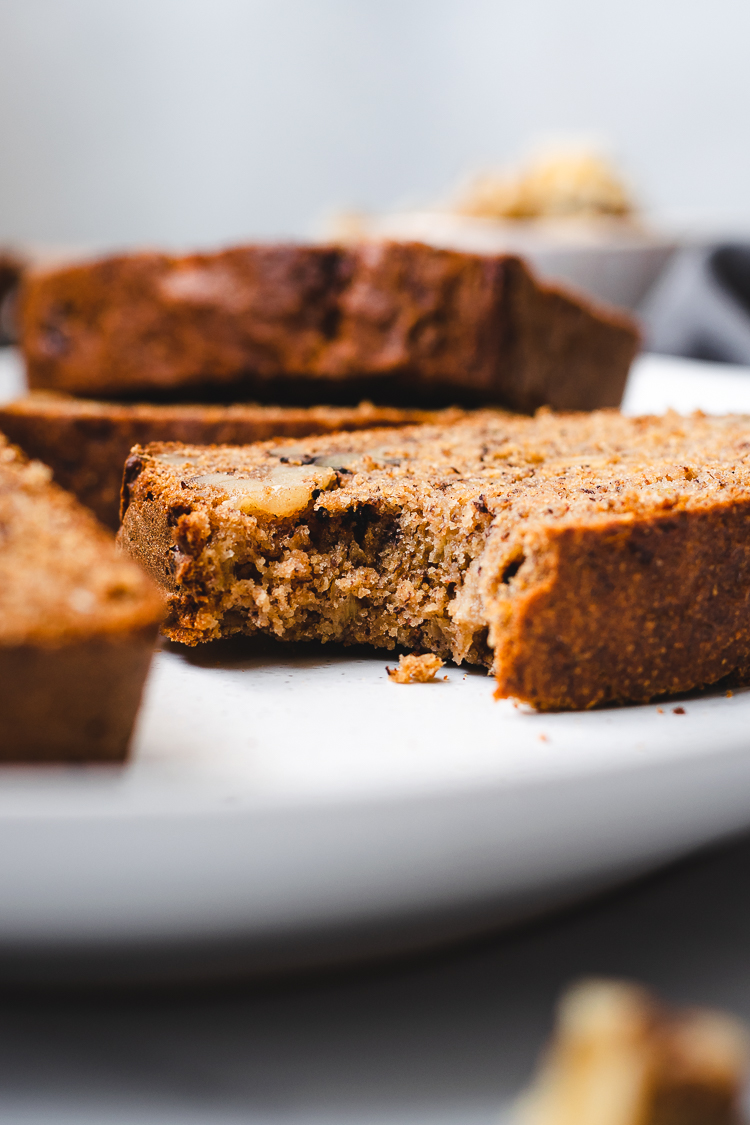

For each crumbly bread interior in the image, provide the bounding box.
[0,436,161,647]
[119,408,750,700]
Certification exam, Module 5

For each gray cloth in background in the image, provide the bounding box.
[642,244,750,366]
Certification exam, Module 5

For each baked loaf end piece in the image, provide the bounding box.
[0,392,454,530]
[514,979,749,1125]
[0,435,163,761]
[118,409,750,710]
[20,241,639,411]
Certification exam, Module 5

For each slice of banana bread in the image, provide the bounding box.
[118,409,750,711]
[0,392,452,530]
[20,241,639,411]
[0,435,163,760]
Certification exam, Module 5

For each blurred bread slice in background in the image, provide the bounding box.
[19,240,639,411]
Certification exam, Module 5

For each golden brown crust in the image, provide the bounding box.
[0,433,163,760]
[115,408,750,710]
[0,632,157,763]
[20,242,639,411]
[492,509,750,710]
[0,392,454,529]
[503,263,638,411]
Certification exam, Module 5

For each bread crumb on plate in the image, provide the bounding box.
[387,653,445,684]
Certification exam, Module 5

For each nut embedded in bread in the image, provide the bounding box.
[0,391,454,530]
[513,979,749,1125]
[20,241,639,412]
[0,435,164,761]
[117,408,750,710]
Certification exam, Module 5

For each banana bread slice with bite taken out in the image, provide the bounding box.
[117,408,750,711]
[0,435,163,761]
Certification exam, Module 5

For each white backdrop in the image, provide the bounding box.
[0,0,748,249]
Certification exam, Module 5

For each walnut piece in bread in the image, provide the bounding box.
[0,392,454,529]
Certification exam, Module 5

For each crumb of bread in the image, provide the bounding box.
[513,978,749,1125]
[387,653,445,684]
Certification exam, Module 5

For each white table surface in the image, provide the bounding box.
[2,348,750,1124]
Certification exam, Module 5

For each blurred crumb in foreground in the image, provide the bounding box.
[387,653,445,684]
[455,149,635,222]
[513,978,749,1125]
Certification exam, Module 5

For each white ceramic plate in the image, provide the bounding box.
[3,349,750,982]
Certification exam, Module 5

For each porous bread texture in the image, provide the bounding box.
[20,241,639,411]
[0,435,163,760]
[118,408,750,711]
[0,391,454,529]
[514,979,749,1125]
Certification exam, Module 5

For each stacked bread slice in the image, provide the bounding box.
[20,242,638,409]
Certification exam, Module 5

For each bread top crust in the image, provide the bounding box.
[123,408,750,536]
[0,436,164,646]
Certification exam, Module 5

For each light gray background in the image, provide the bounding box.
[0,0,749,248]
